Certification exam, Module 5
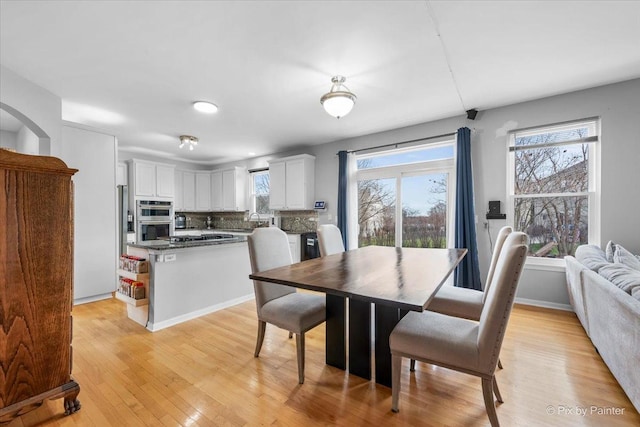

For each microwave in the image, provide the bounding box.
[137,200,173,222]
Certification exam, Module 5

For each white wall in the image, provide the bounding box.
[0,65,61,155]
[0,130,17,150]
[17,125,39,154]
[307,78,640,308]
[59,124,118,302]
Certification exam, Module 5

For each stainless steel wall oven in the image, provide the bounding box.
[136,200,173,242]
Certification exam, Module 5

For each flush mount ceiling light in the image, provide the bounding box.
[179,135,198,151]
[193,101,218,114]
[320,75,357,119]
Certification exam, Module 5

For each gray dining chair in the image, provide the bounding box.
[389,232,529,426]
[410,226,513,371]
[247,227,326,384]
[317,224,345,257]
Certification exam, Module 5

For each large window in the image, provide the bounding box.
[355,141,455,249]
[507,118,600,260]
[250,169,271,215]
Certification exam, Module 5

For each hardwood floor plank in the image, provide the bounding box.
[5,299,639,426]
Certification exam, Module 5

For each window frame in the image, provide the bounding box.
[354,140,456,249]
[249,169,272,219]
[506,118,601,269]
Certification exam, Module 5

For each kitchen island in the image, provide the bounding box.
[123,234,254,331]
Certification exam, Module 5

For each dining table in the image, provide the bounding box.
[249,245,467,387]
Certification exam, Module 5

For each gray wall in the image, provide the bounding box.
[307,78,640,308]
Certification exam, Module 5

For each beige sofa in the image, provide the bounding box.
[565,245,640,413]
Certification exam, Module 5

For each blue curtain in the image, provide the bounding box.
[337,150,349,249]
[454,127,482,290]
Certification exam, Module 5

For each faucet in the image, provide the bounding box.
[248,212,264,227]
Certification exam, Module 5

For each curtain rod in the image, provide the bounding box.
[248,167,269,173]
[339,131,457,155]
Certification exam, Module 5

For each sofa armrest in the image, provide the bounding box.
[583,268,640,413]
[565,256,589,335]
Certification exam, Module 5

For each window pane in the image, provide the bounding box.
[515,144,589,194]
[253,172,270,214]
[401,173,447,248]
[358,178,396,247]
[514,196,588,258]
[357,145,453,170]
[515,125,591,147]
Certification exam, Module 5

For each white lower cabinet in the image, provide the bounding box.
[287,234,301,263]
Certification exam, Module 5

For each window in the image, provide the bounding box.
[507,118,600,261]
[250,169,271,216]
[355,141,455,249]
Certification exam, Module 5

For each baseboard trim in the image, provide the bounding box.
[147,294,255,332]
[515,297,572,312]
[74,293,113,305]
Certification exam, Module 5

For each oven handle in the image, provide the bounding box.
[138,220,173,225]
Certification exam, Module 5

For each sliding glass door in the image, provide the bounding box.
[355,142,455,249]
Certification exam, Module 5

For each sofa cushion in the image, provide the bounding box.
[598,264,640,294]
[605,240,616,263]
[613,244,640,272]
[575,245,609,272]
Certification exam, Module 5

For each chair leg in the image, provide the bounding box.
[391,355,402,413]
[493,377,503,403]
[254,321,266,357]
[289,331,293,339]
[409,359,416,372]
[498,358,503,370]
[482,377,500,427]
[296,333,305,384]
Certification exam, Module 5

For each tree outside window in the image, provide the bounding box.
[251,170,271,215]
[509,120,598,258]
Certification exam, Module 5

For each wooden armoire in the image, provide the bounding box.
[0,150,81,421]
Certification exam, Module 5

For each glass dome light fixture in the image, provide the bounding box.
[179,135,198,151]
[193,101,218,114]
[320,75,357,119]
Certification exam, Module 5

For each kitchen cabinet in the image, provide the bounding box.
[287,233,301,263]
[195,172,211,211]
[211,167,246,211]
[182,171,196,211]
[223,167,246,211]
[115,268,149,327]
[268,154,315,210]
[117,162,128,186]
[129,159,175,200]
[174,170,184,210]
[211,170,223,210]
[1,151,81,421]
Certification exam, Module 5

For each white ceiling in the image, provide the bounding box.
[1,1,639,165]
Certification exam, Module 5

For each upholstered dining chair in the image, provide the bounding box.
[389,232,529,427]
[247,227,326,384]
[317,224,345,257]
[410,226,513,371]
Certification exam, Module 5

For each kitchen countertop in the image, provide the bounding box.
[128,236,247,251]
[175,228,310,235]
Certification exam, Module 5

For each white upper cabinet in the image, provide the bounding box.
[195,172,211,211]
[174,170,184,211]
[222,167,246,211]
[116,162,128,186]
[268,161,286,210]
[209,167,246,211]
[268,154,315,210]
[182,171,196,211]
[156,164,175,198]
[129,160,175,200]
[211,170,223,210]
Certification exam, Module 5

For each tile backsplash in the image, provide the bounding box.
[176,210,318,233]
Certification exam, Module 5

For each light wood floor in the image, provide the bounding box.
[6,298,639,426]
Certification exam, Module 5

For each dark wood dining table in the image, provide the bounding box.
[249,245,467,387]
